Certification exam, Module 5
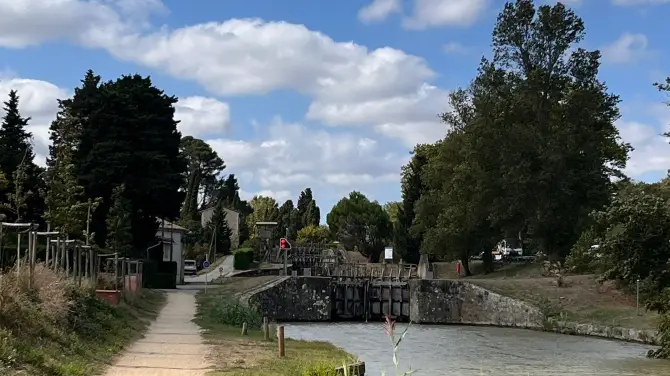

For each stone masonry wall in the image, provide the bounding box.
[247,276,332,321]
[409,279,544,328]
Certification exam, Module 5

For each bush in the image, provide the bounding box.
[233,248,254,270]
[203,296,262,329]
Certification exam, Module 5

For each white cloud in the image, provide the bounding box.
[0,0,160,48]
[0,1,448,148]
[205,117,407,205]
[307,83,449,147]
[617,119,670,177]
[174,96,230,138]
[601,33,652,64]
[358,0,402,23]
[443,41,470,54]
[402,0,489,29]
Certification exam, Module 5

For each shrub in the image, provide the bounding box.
[233,248,254,270]
[204,296,261,328]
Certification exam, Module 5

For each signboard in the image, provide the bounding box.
[384,247,393,260]
[202,260,210,269]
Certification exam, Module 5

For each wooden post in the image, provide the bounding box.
[277,325,285,357]
[241,322,248,336]
[263,317,270,341]
[16,232,21,279]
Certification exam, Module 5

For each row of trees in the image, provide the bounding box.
[0,70,272,262]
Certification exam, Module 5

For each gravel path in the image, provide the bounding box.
[103,290,214,376]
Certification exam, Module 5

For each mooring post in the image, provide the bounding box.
[263,317,270,340]
[277,325,285,357]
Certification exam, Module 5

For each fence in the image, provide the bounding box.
[0,222,144,301]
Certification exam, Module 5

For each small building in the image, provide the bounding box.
[199,205,241,250]
[155,219,187,285]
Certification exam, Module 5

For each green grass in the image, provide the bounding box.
[195,280,355,376]
[0,287,165,376]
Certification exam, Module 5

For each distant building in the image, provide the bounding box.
[199,205,241,250]
[155,219,187,284]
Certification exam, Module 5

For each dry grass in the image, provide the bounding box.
[0,263,165,375]
[0,264,77,324]
[470,274,659,329]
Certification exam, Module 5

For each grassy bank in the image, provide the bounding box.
[433,261,658,330]
[195,277,356,376]
[0,264,165,376]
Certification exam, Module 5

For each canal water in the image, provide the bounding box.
[285,323,670,375]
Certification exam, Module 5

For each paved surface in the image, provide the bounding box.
[103,290,214,376]
[184,256,233,284]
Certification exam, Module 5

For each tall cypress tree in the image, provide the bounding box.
[0,90,44,222]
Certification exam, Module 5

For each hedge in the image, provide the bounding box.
[233,248,254,270]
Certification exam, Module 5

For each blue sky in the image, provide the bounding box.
[0,0,669,222]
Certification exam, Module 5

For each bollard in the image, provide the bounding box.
[277,325,285,357]
[263,317,270,341]
[242,322,248,335]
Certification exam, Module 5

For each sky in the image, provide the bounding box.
[0,0,669,222]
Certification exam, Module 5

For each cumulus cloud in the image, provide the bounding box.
[402,0,489,29]
[174,96,230,138]
[358,0,402,23]
[0,0,449,147]
[0,0,160,48]
[601,33,654,64]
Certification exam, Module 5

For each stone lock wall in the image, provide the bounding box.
[247,276,332,321]
[409,279,545,328]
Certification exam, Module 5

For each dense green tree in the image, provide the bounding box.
[297,188,320,229]
[246,195,280,240]
[278,199,298,240]
[179,136,225,221]
[0,90,44,223]
[204,203,233,259]
[297,225,330,243]
[394,144,434,264]
[44,114,100,239]
[327,191,392,262]
[106,184,133,256]
[69,71,186,253]
[383,202,401,224]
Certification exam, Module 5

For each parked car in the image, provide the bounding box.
[184,259,197,275]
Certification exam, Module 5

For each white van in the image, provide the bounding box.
[184,259,197,275]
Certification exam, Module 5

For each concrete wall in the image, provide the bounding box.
[409,279,544,328]
[247,276,332,321]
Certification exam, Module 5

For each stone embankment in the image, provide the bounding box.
[242,276,660,345]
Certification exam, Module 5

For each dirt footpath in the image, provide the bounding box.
[103,290,214,376]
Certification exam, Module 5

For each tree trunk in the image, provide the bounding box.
[461,251,472,276]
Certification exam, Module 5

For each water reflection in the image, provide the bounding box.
[285,323,670,376]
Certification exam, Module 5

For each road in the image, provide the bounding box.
[103,290,214,376]
[184,255,233,284]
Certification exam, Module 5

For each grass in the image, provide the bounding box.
[195,277,356,376]
[0,263,166,375]
[432,260,658,329]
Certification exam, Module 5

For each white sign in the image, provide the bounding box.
[384,247,393,260]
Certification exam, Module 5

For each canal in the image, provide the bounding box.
[285,323,670,375]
